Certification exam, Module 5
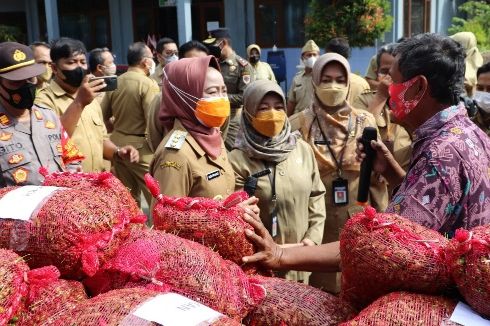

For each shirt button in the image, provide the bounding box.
[279,171,285,176]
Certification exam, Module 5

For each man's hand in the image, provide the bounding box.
[242,208,283,270]
[356,137,393,175]
[116,145,139,163]
[237,196,260,216]
[74,75,106,107]
[376,74,392,100]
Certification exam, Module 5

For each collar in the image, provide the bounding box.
[51,80,73,99]
[221,51,236,65]
[173,119,205,158]
[413,104,465,142]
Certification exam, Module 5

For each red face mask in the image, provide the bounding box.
[388,76,427,120]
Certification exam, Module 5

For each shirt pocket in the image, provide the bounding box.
[0,151,33,184]
[48,141,64,170]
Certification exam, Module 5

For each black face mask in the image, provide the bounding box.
[0,82,36,110]
[207,41,224,60]
[61,66,86,88]
[249,55,260,64]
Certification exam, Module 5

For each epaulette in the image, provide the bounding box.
[236,55,249,67]
[164,130,188,150]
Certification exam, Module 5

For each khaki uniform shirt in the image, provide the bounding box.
[147,93,163,153]
[472,109,490,136]
[150,119,235,198]
[347,73,370,105]
[250,61,276,82]
[35,80,108,172]
[287,71,314,115]
[365,54,378,81]
[221,52,252,109]
[0,104,70,187]
[353,90,412,171]
[150,63,164,87]
[229,139,326,281]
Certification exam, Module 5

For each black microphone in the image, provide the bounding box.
[243,168,271,197]
[357,127,377,206]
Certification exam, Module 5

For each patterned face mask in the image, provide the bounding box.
[388,75,427,120]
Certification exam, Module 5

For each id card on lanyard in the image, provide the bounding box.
[313,114,352,206]
[264,161,278,237]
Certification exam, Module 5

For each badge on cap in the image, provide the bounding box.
[13,49,27,62]
[0,114,10,126]
[0,131,12,141]
[34,109,43,120]
[45,120,55,129]
[8,153,24,164]
[12,167,28,184]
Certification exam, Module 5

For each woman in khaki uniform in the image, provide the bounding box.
[289,53,388,293]
[229,80,326,283]
[150,56,235,198]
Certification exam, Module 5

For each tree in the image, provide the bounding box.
[448,1,490,51]
[304,0,393,48]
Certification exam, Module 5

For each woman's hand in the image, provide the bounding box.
[241,208,284,270]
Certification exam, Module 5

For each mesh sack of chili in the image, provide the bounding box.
[18,265,87,326]
[0,186,139,279]
[0,249,29,325]
[84,227,266,319]
[446,227,490,317]
[244,276,356,326]
[146,174,255,264]
[339,291,459,326]
[340,206,452,309]
[44,287,241,326]
[40,169,147,224]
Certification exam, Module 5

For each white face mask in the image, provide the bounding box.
[103,64,117,76]
[474,90,490,113]
[303,56,317,69]
[165,54,178,65]
[147,58,156,76]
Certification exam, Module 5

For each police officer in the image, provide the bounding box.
[0,42,81,186]
[203,28,253,150]
[101,42,160,207]
[352,43,412,175]
[286,40,320,116]
[35,37,139,173]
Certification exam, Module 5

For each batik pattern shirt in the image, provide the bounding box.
[387,104,490,236]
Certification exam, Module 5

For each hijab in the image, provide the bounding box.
[159,56,223,159]
[450,32,484,88]
[235,79,297,163]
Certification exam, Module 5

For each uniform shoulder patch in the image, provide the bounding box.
[164,130,188,150]
[160,161,183,170]
[236,55,249,67]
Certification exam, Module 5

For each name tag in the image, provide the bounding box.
[206,170,220,181]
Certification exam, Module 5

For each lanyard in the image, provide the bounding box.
[314,114,352,178]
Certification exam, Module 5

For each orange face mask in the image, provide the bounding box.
[195,97,231,128]
[248,109,287,138]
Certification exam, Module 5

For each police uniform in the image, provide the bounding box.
[290,106,389,293]
[100,69,160,206]
[35,80,108,173]
[287,71,314,115]
[204,28,253,150]
[352,90,412,172]
[150,119,235,199]
[230,139,326,283]
[0,104,73,187]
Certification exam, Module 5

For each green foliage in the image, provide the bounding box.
[0,25,23,43]
[448,1,490,51]
[305,0,393,48]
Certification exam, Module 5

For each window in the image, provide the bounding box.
[254,0,308,48]
[404,0,431,37]
[132,0,179,44]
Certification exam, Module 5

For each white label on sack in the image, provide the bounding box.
[132,293,223,326]
[0,186,63,221]
[450,302,490,326]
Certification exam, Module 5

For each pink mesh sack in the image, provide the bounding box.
[244,276,356,326]
[18,265,87,326]
[146,174,257,267]
[44,287,241,326]
[446,227,490,317]
[340,292,458,326]
[0,186,142,279]
[0,249,29,325]
[340,206,452,309]
[41,170,146,223]
[84,227,266,319]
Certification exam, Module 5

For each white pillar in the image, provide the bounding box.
[177,0,192,45]
[44,0,60,41]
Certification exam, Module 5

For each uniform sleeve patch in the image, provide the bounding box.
[160,161,182,170]
[243,75,251,85]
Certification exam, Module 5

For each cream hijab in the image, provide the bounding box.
[450,32,484,88]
